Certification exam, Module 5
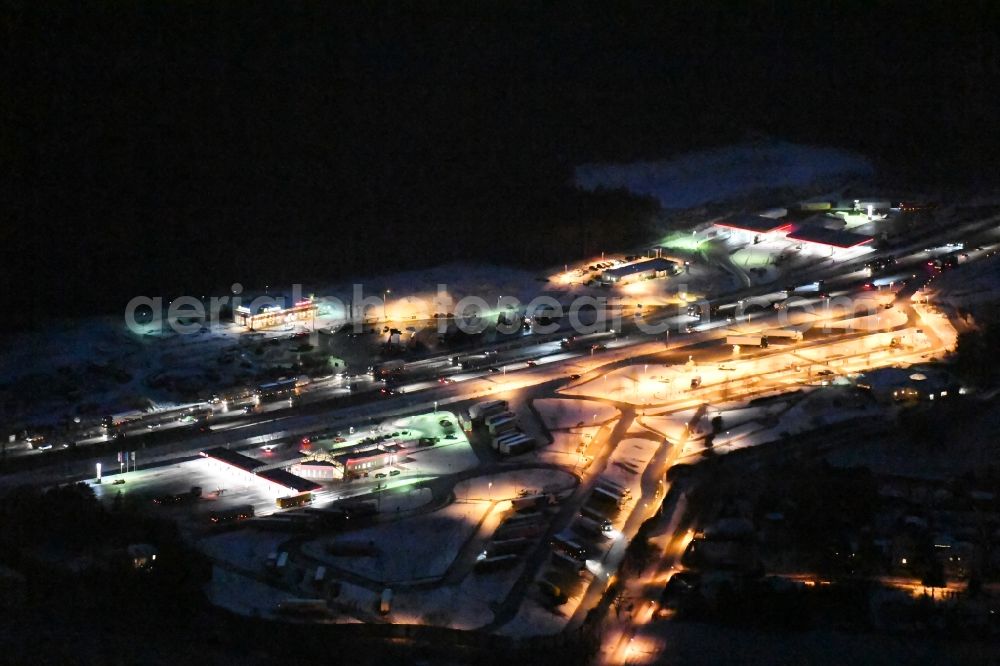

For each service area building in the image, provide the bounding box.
[334,444,400,478]
[601,257,680,284]
[200,447,320,493]
[713,214,793,245]
[233,300,317,330]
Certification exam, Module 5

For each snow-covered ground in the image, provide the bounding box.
[453,469,577,502]
[575,140,872,210]
[200,529,291,572]
[533,398,619,430]
[302,500,494,584]
[538,426,602,467]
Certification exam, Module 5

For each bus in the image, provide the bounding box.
[469,399,509,423]
[276,493,313,509]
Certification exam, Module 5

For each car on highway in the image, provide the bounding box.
[569,374,581,380]
[374,472,386,479]
[525,360,537,367]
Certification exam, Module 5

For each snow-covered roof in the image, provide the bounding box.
[601,257,677,280]
[787,225,873,249]
[714,213,792,234]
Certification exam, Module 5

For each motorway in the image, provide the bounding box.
[2,204,997,643]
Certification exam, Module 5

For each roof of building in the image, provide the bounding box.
[602,257,678,280]
[787,225,874,249]
[294,460,337,468]
[335,444,399,465]
[259,468,321,493]
[714,213,793,234]
[854,366,957,394]
[200,447,262,473]
[202,447,319,491]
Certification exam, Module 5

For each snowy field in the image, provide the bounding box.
[575,140,872,210]
[453,468,577,502]
[200,529,291,572]
[495,599,576,637]
[533,397,620,430]
[302,500,495,584]
[538,426,602,467]
[603,437,660,505]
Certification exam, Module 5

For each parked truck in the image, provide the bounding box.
[560,330,617,350]
[551,550,588,576]
[503,511,545,526]
[485,537,533,556]
[493,430,525,448]
[469,399,509,424]
[372,360,405,381]
[208,504,255,524]
[596,478,631,497]
[761,329,803,342]
[498,435,536,456]
[510,494,553,513]
[725,335,768,348]
[590,485,626,508]
[458,354,493,371]
[474,553,520,573]
[581,502,617,522]
[496,520,545,540]
[573,515,614,539]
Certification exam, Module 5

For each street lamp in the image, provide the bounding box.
[488,481,493,501]
[383,289,391,321]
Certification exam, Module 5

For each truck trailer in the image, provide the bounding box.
[469,399,509,423]
[488,415,519,436]
[498,435,536,456]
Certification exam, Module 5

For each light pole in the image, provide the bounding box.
[383,289,391,321]
[488,481,493,501]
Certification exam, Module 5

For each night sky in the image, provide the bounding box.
[7,1,1000,328]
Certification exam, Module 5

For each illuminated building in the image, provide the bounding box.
[233,300,317,330]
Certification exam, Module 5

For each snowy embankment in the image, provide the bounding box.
[2,141,874,429]
[574,140,872,209]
